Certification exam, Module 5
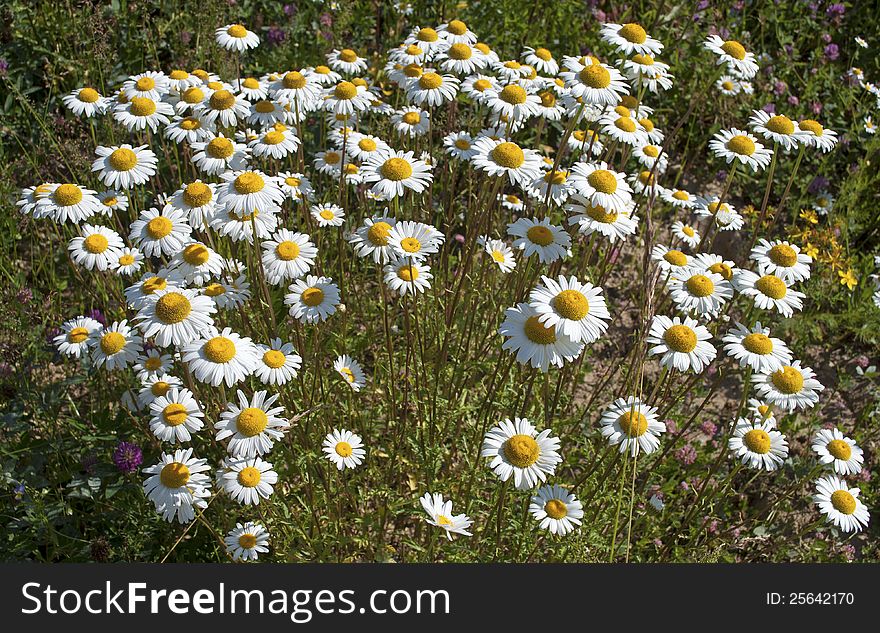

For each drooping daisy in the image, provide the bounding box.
[218,456,278,505]
[529,275,610,344]
[34,183,102,224]
[599,396,665,456]
[182,327,259,387]
[671,220,701,249]
[113,96,174,132]
[812,429,864,476]
[201,275,252,311]
[529,485,584,536]
[734,270,805,318]
[708,128,773,172]
[601,22,663,56]
[216,23,260,52]
[481,417,562,490]
[500,192,526,212]
[749,110,807,152]
[728,418,789,471]
[333,354,366,391]
[361,150,433,200]
[483,238,516,273]
[384,260,433,297]
[323,429,366,470]
[798,119,838,152]
[90,320,142,370]
[129,206,192,257]
[499,302,584,372]
[667,267,734,316]
[68,224,124,271]
[646,315,717,373]
[142,448,211,524]
[704,35,759,78]
[225,522,269,562]
[135,288,217,347]
[507,217,571,264]
[254,339,301,386]
[387,220,445,262]
[752,361,825,412]
[62,87,111,117]
[310,203,346,228]
[285,275,340,324]
[568,161,634,211]
[470,137,543,187]
[215,390,289,458]
[190,133,250,176]
[419,492,473,540]
[148,387,204,443]
[567,196,639,243]
[260,229,316,285]
[53,315,102,358]
[722,321,792,374]
[560,56,629,106]
[750,239,812,284]
[813,476,870,533]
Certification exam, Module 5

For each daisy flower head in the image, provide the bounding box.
[484,238,516,273]
[749,110,808,152]
[190,133,249,176]
[124,269,185,310]
[129,205,192,257]
[113,96,173,132]
[216,23,259,51]
[486,82,541,122]
[671,220,700,249]
[748,398,777,426]
[134,348,174,380]
[182,327,259,388]
[530,485,584,536]
[391,106,431,137]
[499,303,584,372]
[215,390,288,457]
[728,418,789,471]
[168,241,224,285]
[137,372,184,409]
[529,275,610,344]
[569,161,634,211]
[662,188,697,210]
[90,320,141,371]
[34,183,102,224]
[122,71,170,101]
[346,133,391,162]
[261,229,317,285]
[507,217,571,264]
[722,321,792,374]
[248,126,299,159]
[349,215,398,263]
[285,275,340,324]
[813,429,864,476]
[225,522,270,561]
[437,42,485,75]
[470,136,543,187]
[566,195,639,243]
[633,143,668,172]
[406,70,460,106]
[667,267,734,316]
[195,87,251,127]
[235,75,268,100]
[704,35,759,78]
[709,128,773,172]
[750,239,812,284]
[361,150,433,200]
[734,270,805,318]
[212,206,279,244]
[62,87,111,117]
[438,19,477,45]
[323,79,373,115]
[560,56,629,106]
[481,417,562,490]
[323,429,366,470]
[387,220,445,262]
[601,109,649,147]
[419,493,473,540]
[813,475,870,533]
[92,144,158,190]
[16,183,55,217]
[646,315,717,373]
[500,192,525,212]
[798,119,838,153]
[135,287,217,348]
[313,148,344,174]
[599,396,665,456]
[165,115,215,145]
[652,244,691,275]
[443,131,477,160]
[142,448,211,524]
[405,26,448,54]
[68,224,124,272]
[253,338,301,386]
[534,87,566,121]
[601,22,663,56]
[333,354,366,392]
[384,260,433,296]
[148,387,204,443]
[716,75,741,96]
[327,48,368,75]
[218,456,278,505]
[461,74,499,103]
[53,315,102,359]
[202,275,252,311]
[217,169,285,216]
[522,46,559,75]
[752,361,825,412]
[310,203,346,228]
[277,171,314,204]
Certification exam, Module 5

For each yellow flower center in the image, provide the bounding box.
[237,466,262,487]
[335,441,353,457]
[203,283,225,296]
[446,19,467,35]
[766,115,795,135]
[68,327,90,344]
[544,499,568,519]
[182,86,204,103]
[437,515,453,526]
[146,216,173,239]
[263,130,285,145]
[144,356,162,371]
[663,250,687,266]
[538,90,557,108]
[234,172,265,194]
[160,462,190,488]
[134,77,155,92]
[743,333,773,355]
[179,117,201,130]
[143,276,167,294]
[83,233,109,254]
[207,137,234,159]
[405,44,422,56]
[301,287,325,306]
[155,292,192,324]
[284,176,301,187]
[181,243,209,266]
[830,490,856,515]
[491,250,506,263]
[399,237,421,253]
[397,265,419,282]
[473,79,492,92]
[254,100,276,114]
[526,225,554,246]
[535,47,552,61]
[380,157,414,181]
[364,221,391,246]
[262,350,287,369]
[672,190,689,201]
[618,411,648,437]
[726,134,756,156]
[102,195,118,207]
[827,439,852,461]
[639,170,655,185]
[324,151,341,164]
[183,182,213,207]
[524,315,556,344]
[757,404,772,419]
[448,43,472,60]
[503,434,540,468]
[643,145,659,158]
[579,64,611,89]
[237,408,268,437]
[358,138,377,152]
[238,533,257,549]
[771,366,804,394]
[129,96,157,116]
[337,48,358,63]
[491,142,525,168]
[454,138,472,151]
[204,336,236,363]
[631,53,654,65]
[799,119,824,136]
[584,202,617,223]
[503,60,522,70]
[554,289,589,321]
[273,240,300,261]
[210,89,236,110]
[100,331,126,355]
[768,244,798,267]
[499,84,527,105]
[721,40,747,60]
[418,27,439,42]
[587,169,618,194]
[682,226,695,237]
[721,80,734,90]
[756,274,787,299]
[418,72,443,90]
[403,63,423,78]
[664,324,697,353]
[54,184,83,206]
[402,111,421,125]
[242,77,260,89]
[620,23,648,44]
[743,429,771,454]
[162,403,189,426]
[78,87,100,103]
[615,117,636,133]
[227,24,248,38]
[334,81,358,100]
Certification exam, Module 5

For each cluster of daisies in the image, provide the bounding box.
[23,15,871,561]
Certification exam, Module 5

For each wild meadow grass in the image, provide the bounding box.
[0,0,878,563]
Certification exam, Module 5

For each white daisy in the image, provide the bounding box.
[285,275,340,324]
[215,390,289,457]
[568,161,634,211]
[483,238,516,273]
[387,220,445,262]
[225,522,270,561]
[813,475,870,533]
[361,150,433,200]
[384,260,433,296]
[323,429,366,470]
[68,224,123,271]
[728,418,789,471]
[182,327,259,387]
[722,321,792,373]
[148,387,204,443]
[507,217,570,264]
[333,354,366,391]
[142,448,211,524]
[812,429,864,476]
[529,484,584,536]
[62,87,110,117]
[92,144,157,190]
[53,316,102,358]
[310,203,346,228]
[734,270,805,318]
[129,206,192,257]
[646,315,717,373]
[599,396,665,456]
[218,456,278,505]
[481,417,562,490]
[708,128,773,172]
[750,239,812,284]
[752,361,825,412]
[215,23,260,52]
[529,275,610,344]
[135,288,217,347]
[499,302,584,372]
[667,267,734,316]
[90,320,142,370]
[419,493,473,540]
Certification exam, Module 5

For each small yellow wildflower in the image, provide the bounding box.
[799,209,819,225]
[838,268,858,291]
